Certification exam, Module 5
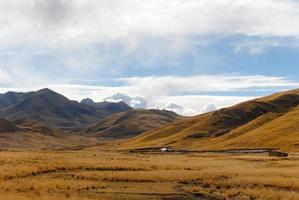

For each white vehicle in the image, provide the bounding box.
[160,147,172,153]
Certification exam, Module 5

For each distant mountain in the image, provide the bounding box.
[84,109,181,138]
[80,98,132,116]
[123,89,299,152]
[80,98,95,105]
[0,88,132,129]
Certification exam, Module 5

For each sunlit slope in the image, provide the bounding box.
[198,107,299,151]
[123,89,299,151]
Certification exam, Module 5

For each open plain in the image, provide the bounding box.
[0,148,299,200]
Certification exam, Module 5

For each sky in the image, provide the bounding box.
[1,0,299,115]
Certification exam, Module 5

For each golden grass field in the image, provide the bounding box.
[0,148,299,200]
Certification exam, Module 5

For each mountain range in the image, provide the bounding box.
[0,88,132,129]
[0,88,180,148]
[1,88,299,151]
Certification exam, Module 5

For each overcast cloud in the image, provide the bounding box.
[0,1,299,115]
[1,0,299,46]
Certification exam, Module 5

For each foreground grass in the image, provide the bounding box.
[0,149,298,200]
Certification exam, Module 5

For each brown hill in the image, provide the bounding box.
[13,119,62,136]
[85,109,181,138]
[123,89,299,152]
[0,118,97,149]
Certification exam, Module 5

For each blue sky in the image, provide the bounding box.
[1,0,299,115]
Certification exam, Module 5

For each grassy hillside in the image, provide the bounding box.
[85,109,181,138]
[123,89,299,152]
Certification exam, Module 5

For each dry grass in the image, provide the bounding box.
[0,149,298,200]
[122,89,299,152]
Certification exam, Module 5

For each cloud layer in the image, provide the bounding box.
[1,0,299,47]
[1,0,299,88]
[1,1,299,115]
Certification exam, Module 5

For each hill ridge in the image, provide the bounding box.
[84,108,181,138]
[123,88,299,151]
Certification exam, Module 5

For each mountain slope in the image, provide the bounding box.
[0,118,23,133]
[123,89,299,151]
[0,89,131,129]
[0,92,26,109]
[85,109,181,138]
[198,107,299,151]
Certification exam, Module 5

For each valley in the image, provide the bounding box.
[0,88,299,199]
[2,1,299,199]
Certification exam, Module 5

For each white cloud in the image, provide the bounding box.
[1,1,298,116]
[163,103,183,110]
[50,74,299,115]
[159,102,187,115]
[233,39,291,55]
[1,0,299,47]
[118,75,299,101]
[202,104,217,113]
[0,74,297,116]
[104,93,148,108]
[156,95,253,116]
[160,102,218,116]
[0,69,14,85]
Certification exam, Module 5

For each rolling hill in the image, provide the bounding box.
[84,109,181,138]
[0,88,131,129]
[123,89,299,151]
[0,118,97,149]
[3,87,299,151]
